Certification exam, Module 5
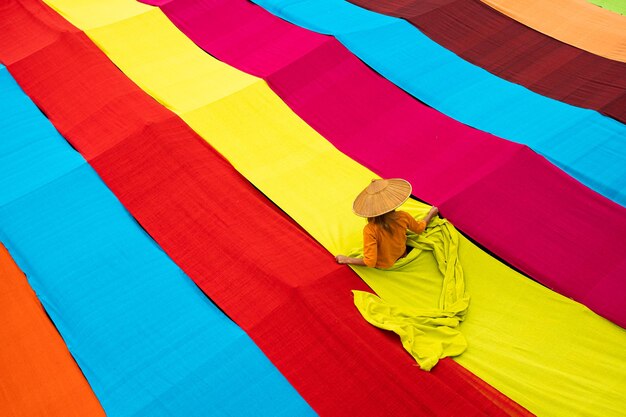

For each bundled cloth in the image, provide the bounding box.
[351,217,470,371]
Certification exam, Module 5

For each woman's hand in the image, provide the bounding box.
[335,255,349,264]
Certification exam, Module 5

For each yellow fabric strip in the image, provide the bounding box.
[479,0,626,62]
[46,0,151,29]
[42,1,626,415]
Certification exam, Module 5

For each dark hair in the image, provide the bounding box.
[367,211,398,233]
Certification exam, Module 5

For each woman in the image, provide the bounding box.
[335,178,438,268]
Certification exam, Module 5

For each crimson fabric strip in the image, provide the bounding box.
[142,0,626,328]
[0,0,532,415]
[348,0,626,124]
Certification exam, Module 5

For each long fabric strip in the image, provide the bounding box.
[0,2,529,416]
[347,0,626,124]
[0,240,105,417]
[0,61,312,417]
[589,0,626,15]
[479,0,626,62]
[145,0,626,329]
[32,0,626,415]
[248,0,626,207]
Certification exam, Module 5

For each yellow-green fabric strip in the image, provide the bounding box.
[589,0,626,15]
[43,1,626,416]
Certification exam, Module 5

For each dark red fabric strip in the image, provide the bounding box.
[0,0,532,415]
[348,0,626,124]
[150,0,626,328]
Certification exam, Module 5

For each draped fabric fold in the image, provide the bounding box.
[352,218,470,371]
[348,0,626,124]
[23,0,626,415]
[479,0,626,62]
[249,0,626,208]
[141,0,626,329]
[0,1,531,415]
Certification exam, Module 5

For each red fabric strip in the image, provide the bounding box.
[0,0,532,415]
[348,0,626,124]
[151,0,626,328]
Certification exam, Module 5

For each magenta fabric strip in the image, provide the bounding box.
[145,0,626,327]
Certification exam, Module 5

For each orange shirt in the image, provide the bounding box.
[363,211,426,269]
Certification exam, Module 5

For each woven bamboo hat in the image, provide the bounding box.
[352,178,412,218]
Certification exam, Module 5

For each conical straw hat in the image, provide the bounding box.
[352,178,412,217]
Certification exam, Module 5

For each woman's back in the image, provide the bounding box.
[335,179,437,268]
[363,211,426,268]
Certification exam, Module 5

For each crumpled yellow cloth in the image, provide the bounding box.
[351,217,469,370]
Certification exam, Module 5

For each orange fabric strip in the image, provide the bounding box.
[0,244,105,417]
[480,0,626,62]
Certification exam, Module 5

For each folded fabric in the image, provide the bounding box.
[352,218,470,371]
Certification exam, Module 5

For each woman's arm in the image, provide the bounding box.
[404,207,438,234]
[423,206,439,225]
[335,226,377,267]
[335,255,366,266]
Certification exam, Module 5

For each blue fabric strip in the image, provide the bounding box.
[0,65,314,417]
[252,0,626,205]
